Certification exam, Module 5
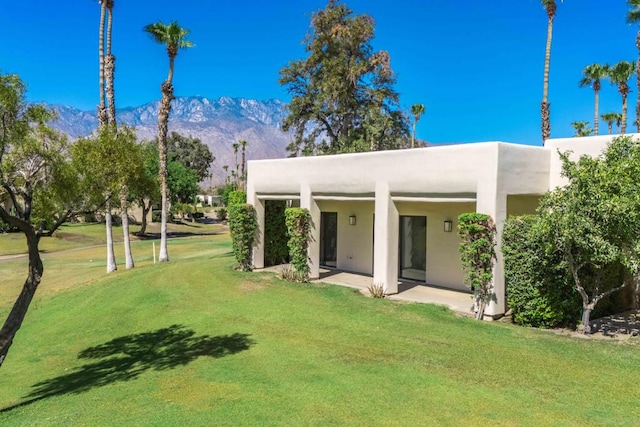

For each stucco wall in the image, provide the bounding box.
[506,195,541,217]
[396,201,474,291]
[316,200,375,275]
[546,134,640,188]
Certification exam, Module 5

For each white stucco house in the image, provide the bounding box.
[246,134,637,318]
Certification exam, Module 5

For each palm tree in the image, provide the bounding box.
[223,165,229,184]
[232,142,240,184]
[96,1,117,273]
[240,140,248,189]
[540,0,562,145]
[579,64,609,136]
[97,0,108,129]
[627,0,640,132]
[601,112,622,135]
[570,121,593,137]
[608,61,636,134]
[410,104,425,148]
[104,0,116,127]
[144,21,194,263]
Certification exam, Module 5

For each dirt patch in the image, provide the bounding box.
[588,310,640,340]
[239,281,268,293]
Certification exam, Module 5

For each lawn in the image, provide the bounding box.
[0,227,639,425]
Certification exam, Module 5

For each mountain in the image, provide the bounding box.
[48,96,291,186]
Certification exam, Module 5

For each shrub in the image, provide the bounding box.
[458,213,496,320]
[227,190,246,209]
[217,207,227,221]
[279,264,308,283]
[503,215,581,328]
[367,282,386,299]
[228,203,257,271]
[152,209,173,224]
[264,200,289,266]
[285,207,312,281]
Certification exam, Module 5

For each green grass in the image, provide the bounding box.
[0,229,639,425]
[0,220,221,256]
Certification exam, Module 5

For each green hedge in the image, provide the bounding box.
[285,207,312,281]
[264,200,289,267]
[229,203,257,271]
[502,215,581,328]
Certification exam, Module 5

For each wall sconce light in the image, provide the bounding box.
[443,220,453,232]
[349,215,357,226]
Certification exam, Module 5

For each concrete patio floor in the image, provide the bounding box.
[259,265,474,315]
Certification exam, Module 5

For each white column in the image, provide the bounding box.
[373,181,399,294]
[300,184,321,279]
[247,184,265,269]
[476,182,507,318]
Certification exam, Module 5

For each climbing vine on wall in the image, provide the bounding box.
[285,207,312,282]
[458,213,496,320]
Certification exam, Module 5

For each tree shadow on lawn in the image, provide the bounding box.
[1,325,254,413]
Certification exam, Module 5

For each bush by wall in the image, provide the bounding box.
[227,190,247,210]
[457,213,496,320]
[264,200,289,267]
[229,203,258,271]
[502,215,581,328]
[285,207,312,282]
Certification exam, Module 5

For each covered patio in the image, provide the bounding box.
[260,265,474,314]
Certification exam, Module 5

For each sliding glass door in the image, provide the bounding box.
[399,216,426,281]
[320,212,337,267]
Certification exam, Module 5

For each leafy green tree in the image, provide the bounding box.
[410,104,425,148]
[540,0,563,144]
[570,121,593,137]
[131,142,160,235]
[608,61,636,134]
[279,0,407,155]
[144,21,194,263]
[627,0,640,132]
[167,159,199,205]
[157,132,214,182]
[579,63,609,136]
[72,126,146,271]
[0,73,81,367]
[539,136,640,333]
[600,112,622,134]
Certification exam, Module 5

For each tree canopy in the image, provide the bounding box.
[152,132,214,182]
[539,135,640,332]
[279,0,408,156]
[0,73,81,366]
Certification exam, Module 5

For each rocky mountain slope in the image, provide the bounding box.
[48,96,291,186]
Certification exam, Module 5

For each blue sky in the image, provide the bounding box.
[0,0,637,145]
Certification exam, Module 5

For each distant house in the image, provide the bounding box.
[246,135,634,318]
[196,194,221,206]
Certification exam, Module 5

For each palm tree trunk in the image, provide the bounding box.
[158,81,174,263]
[241,144,246,189]
[105,199,117,273]
[608,122,613,135]
[411,121,416,148]
[0,227,42,367]
[106,5,116,128]
[97,2,107,129]
[636,30,640,133]
[593,89,599,136]
[541,10,555,145]
[622,94,628,135]
[121,187,134,269]
[105,55,117,129]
